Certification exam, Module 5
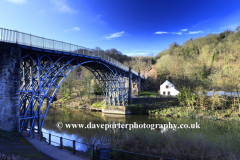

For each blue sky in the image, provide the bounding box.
[1,0,240,57]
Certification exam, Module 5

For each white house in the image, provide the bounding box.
[160,80,180,96]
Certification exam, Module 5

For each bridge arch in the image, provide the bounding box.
[0,27,145,132]
[19,52,129,134]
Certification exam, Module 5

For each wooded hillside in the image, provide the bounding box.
[155,26,240,91]
[56,26,240,99]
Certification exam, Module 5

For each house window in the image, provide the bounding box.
[163,91,165,95]
[166,85,169,89]
[168,91,170,95]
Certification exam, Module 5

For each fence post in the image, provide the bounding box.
[40,131,42,141]
[60,137,62,149]
[49,134,51,145]
[73,140,75,154]
[91,145,94,160]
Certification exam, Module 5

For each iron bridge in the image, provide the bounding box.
[0,27,145,134]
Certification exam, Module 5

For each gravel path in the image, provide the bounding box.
[23,133,89,160]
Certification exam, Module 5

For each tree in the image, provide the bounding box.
[92,79,103,95]
[168,42,179,55]
[201,63,208,81]
[63,78,72,100]
[95,46,103,51]
[210,53,215,67]
[235,26,240,32]
[194,73,197,82]
[219,30,234,39]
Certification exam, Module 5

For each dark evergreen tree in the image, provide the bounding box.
[201,63,208,81]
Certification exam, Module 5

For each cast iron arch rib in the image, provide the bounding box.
[0,27,144,134]
[20,53,130,134]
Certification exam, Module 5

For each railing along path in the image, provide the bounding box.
[27,127,178,160]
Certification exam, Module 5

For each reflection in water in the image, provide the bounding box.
[41,106,240,152]
[41,128,88,152]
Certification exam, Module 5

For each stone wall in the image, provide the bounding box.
[0,44,21,131]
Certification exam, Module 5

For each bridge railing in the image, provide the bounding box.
[0,27,144,78]
[131,69,138,76]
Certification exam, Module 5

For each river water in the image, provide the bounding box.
[200,91,240,97]
[41,106,240,153]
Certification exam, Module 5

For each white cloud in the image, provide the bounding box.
[64,27,80,32]
[50,0,77,14]
[172,32,182,35]
[90,14,106,25]
[72,27,80,31]
[181,29,188,31]
[104,31,125,40]
[154,31,168,34]
[5,0,26,4]
[189,31,203,34]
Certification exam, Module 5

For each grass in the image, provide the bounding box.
[55,145,92,159]
[111,128,240,160]
[140,91,159,97]
[0,129,54,160]
[127,103,146,114]
[92,101,104,108]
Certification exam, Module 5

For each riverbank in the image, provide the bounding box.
[50,95,105,109]
[50,93,240,122]
[129,101,240,122]
[0,129,54,160]
[148,105,240,122]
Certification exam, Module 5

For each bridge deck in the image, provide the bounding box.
[0,27,144,78]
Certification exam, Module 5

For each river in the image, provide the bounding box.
[41,106,240,154]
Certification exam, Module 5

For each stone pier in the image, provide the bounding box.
[0,44,21,131]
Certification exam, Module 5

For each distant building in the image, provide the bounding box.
[145,65,157,80]
[141,65,158,90]
[160,80,180,96]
